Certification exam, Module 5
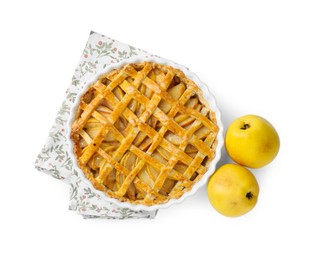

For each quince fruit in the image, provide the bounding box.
[225,115,280,168]
[207,164,259,217]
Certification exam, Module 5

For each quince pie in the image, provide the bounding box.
[70,61,219,206]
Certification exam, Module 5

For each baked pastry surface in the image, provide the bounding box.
[71,62,219,206]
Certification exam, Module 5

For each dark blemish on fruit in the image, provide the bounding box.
[246,192,253,200]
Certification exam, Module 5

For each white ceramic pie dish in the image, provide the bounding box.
[66,56,224,211]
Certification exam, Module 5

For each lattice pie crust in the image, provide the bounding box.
[71,62,219,206]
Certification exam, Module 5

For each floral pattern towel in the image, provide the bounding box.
[35,31,158,219]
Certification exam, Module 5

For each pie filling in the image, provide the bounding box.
[71,62,219,206]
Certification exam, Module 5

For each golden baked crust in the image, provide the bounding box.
[70,62,219,206]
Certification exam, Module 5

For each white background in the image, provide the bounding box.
[1,0,318,259]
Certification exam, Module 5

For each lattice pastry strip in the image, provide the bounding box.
[71,62,219,206]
